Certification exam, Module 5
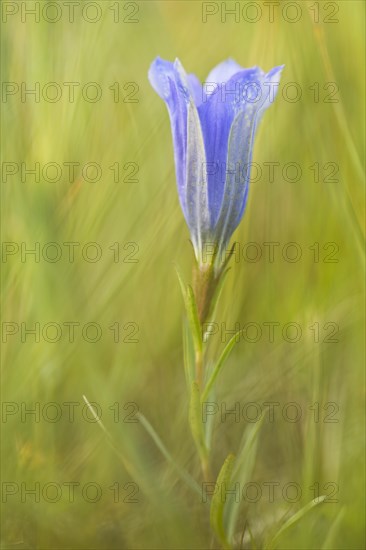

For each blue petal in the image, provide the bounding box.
[149,58,210,254]
[216,65,284,248]
[197,67,263,227]
[188,73,204,106]
[185,102,210,256]
[148,57,191,218]
[205,58,243,87]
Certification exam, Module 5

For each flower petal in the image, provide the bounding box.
[256,64,284,122]
[185,101,210,257]
[197,67,263,228]
[215,65,285,248]
[148,57,191,217]
[188,73,204,106]
[205,58,243,88]
[213,108,256,251]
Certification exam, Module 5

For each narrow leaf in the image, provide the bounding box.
[182,319,195,391]
[321,507,344,549]
[227,413,267,540]
[175,265,203,357]
[247,522,258,550]
[201,329,242,402]
[174,263,187,302]
[189,381,207,464]
[186,284,203,355]
[204,266,231,325]
[239,521,257,550]
[266,495,326,549]
[137,412,202,496]
[210,453,236,550]
[203,384,216,451]
[82,395,140,482]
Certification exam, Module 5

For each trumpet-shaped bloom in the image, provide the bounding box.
[149,57,283,268]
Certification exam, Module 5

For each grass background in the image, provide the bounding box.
[1,1,365,548]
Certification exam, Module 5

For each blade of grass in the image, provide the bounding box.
[137,411,202,497]
[210,453,236,550]
[265,495,326,550]
[321,507,345,549]
[82,395,141,482]
[227,413,267,541]
[175,263,187,302]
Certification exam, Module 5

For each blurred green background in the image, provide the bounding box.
[1,1,365,548]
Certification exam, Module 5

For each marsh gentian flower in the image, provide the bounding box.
[149,57,283,271]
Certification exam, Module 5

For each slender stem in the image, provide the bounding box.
[193,260,217,481]
[201,454,213,483]
[194,344,212,480]
[195,348,204,389]
[190,251,233,485]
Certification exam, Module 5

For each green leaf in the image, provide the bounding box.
[210,453,236,550]
[82,395,141,482]
[137,412,202,497]
[238,521,257,550]
[186,284,203,355]
[321,507,345,549]
[265,495,326,549]
[201,329,242,402]
[247,522,258,550]
[174,263,187,302]
[205,266,230,323]
[175,266,202,357]
[203,383,216,451]
[189,381,207,464]
[226,414,267,541]
[182,319,195,391]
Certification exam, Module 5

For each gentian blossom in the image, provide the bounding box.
[149,57,283,273]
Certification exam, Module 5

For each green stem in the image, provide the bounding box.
[193,261,216,326]
[201,454,212,484]
[194,347,213,482]
[190,249,235,486]
[192,261,218,481]
[195,347,204,390]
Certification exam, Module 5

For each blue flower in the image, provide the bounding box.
[149,57,283,270]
